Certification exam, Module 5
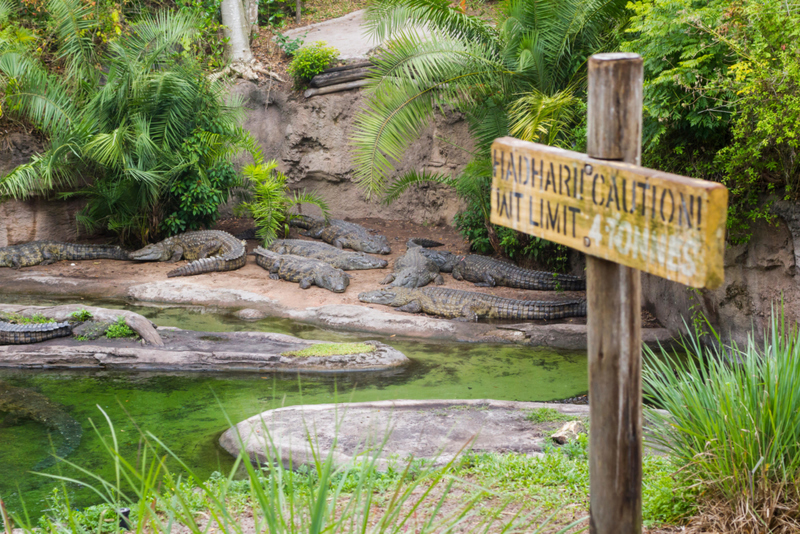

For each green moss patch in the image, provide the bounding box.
[282,342,375,358]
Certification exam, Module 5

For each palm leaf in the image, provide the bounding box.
[48,0,99,91]
[508,88,580,145]
[382,170,453,204]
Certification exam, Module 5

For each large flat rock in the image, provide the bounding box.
[0,327,408,372]
[220,399,590,469]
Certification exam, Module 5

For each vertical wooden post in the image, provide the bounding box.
[296,0,302,24]
[586,53,644,534]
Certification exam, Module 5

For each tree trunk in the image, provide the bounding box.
[221,0,253,62]
[244,0,258,36]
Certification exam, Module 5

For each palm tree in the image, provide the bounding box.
[0,0,256,244]
[351,0,628,199]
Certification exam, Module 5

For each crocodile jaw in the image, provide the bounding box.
[129,244,169,261]
[352,255,389,269]
[360,237,392,255]
[358,289,399,305]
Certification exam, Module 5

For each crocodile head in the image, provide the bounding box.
[321,272,351,293]
[349,254,389,270]
[360,236,392,255]
[358,288,410,306]
[129,243,170,262]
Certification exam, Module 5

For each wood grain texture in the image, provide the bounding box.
[586,53,643,534]
[489,139,728,289]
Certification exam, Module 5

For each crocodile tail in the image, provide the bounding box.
[558,275,586,291]
[62,243,131,261]
[407,238,444,248]
[167,254,247,277]
[288,215,316,230]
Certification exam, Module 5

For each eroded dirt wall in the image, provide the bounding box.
[0,133,85,247]
[232,81,470,224]
[641,208,799,346]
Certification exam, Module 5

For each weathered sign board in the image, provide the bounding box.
[490,137,728,289]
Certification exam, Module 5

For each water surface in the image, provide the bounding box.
[0,302,588,515]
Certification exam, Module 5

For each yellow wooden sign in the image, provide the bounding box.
[490,137,728,289]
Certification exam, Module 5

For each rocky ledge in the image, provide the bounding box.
[220,399,591,469]
[0,305,408,372]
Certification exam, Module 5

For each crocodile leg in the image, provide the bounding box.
[10,254,22,269]
[168,247,184,263]
[197,240,222,259]
[396,301,423,313]
[380,274,395,284]
[299,278,313,289]
[434,274,444,285]
[331,238,345,249]
[40,248,57,266]
[473,273,496,287]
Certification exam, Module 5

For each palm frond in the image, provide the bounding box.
[382,170,453,204]
[352,31,508,197]
[48,0,99,91]
[364,0,499,49]
[0,0,18,22]
[0,51,77,135]
[508,88,580,145]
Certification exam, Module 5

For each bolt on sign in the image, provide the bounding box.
[490,137,728,289]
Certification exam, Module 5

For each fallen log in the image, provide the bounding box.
[321,60,373,74]
[309,66,373,88]
[304,79,370,98]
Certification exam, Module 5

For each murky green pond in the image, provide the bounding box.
[0,301,588,516]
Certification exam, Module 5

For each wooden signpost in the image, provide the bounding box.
[490,53,728,534]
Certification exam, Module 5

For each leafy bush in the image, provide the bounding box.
[287,41,339,81]
[237,158,329,245]
[105,318,136,339]
[625,0,800,243]
[644,311,800,532]
[70,309,93,322]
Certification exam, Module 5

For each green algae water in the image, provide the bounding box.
[0,302,588,516]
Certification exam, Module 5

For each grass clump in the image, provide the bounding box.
[525,407,577,424]
[644,310,800,532]
[0,312,53,324]
[105,318,137,339]
[282,342,375,358]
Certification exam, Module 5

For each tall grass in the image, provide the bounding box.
[1,405,585,534]
[643,311,800,532]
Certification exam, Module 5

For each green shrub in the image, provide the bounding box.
[105,317,136,339]
[287,41,339,81]
[70,309,93,322]
[274,30,305,56]
[236,158,329,245]
[643,310,800,531]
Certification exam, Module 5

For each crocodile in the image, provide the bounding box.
[382,246,444,288]
[0,379,83,469]
[290,215,391,254]
[0,241,130,269]
[0,320,73,344]
[406,238,462,272]
[267,239,388,270]
[358,287,587,321]
[253,247,350,293]
[452,255,586,291]
[129,230,246,277]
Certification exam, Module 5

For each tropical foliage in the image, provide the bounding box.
[350,0,627,264]
[236,158,329,245]
[644,311,800,532]
[625,0,800,243]
[0,0,255,244]
[287,41,339,81]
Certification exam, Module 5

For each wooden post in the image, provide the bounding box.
[296,0,302,23]
[586,53,644,534]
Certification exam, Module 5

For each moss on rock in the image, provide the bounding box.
[282,342,375,358]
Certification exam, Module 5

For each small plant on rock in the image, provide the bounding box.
[287,41,338,82]
[70,309,93,322]
[105,318,137,339]
[237,158,329,245]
